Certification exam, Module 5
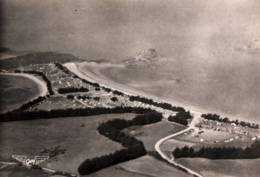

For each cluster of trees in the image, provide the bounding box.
[14,69,54,95]
[93,97,100,101]
[95,87,100,91]
[18,96,47,111]
[129,95,185,112]
[168,110,192,126]
[98,112,162,138]
[66,94,100,102]
[66,94,91,100]
[78,112,162,175]
[110,96,118,102]
[78,147,144,175]
[7,96,48,113]
[202,113,259,129]
[112,90,124,96]
[57,87,89,94]
[102,87,112,93]
[173,141,260,159]
[66,95,74,100]
[54,62,71,74]
[0,106,159,122]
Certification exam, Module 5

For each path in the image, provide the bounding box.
[154,111,203,177]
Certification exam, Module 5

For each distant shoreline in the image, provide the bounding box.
[65,62,258,124]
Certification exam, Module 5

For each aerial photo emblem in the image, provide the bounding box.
[11,155,49,167]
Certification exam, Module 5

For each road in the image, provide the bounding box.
[154,111,204,177]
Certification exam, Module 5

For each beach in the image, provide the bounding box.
[0,73,48,113]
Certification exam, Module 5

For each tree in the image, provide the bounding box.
[110,97,118,102]
[172,141,260,159]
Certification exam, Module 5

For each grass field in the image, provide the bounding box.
[124,120,185,151]
[0,164,50,177]
[0,113,137,174]
[119,155,191,177]
[89,164,146,177]
[177,158,260,177]
[33,95,84,111]
[90,155,191,177]
[161,139,195,153]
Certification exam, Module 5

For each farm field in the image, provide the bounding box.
[0,113,137,174]
[0,164,50,177]
[161,138,195,153]
[88,165,145,177]
[177,158,260,177]
[124,120,185,151]
[90,155,191,177]
[119,155,191,177]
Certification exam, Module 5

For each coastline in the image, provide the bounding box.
[0,72,48,113]
[64,62,259,124]
[1,72,48,97]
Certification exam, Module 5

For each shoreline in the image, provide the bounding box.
[65,62,257,124]
[0,72,48,97]
[0,72,48,113]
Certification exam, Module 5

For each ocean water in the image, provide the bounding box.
[0,75,40,112]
